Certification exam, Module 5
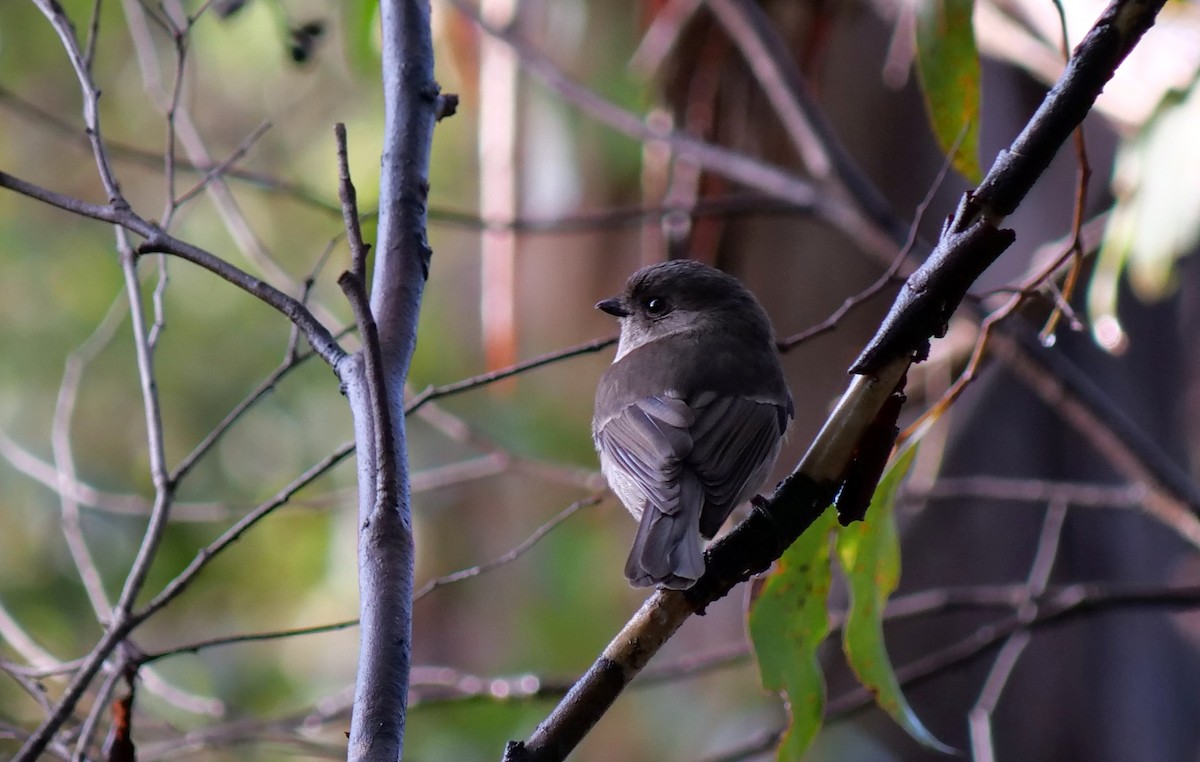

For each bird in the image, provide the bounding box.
[592,260,793,589]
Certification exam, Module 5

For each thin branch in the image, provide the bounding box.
[52,287,132,618]
[159,12,188,229]
[967,498,1067,762]
[777,123,964,350]
[32,0,125,205]
[6,442,356,759]
[827,580,1200,718]
[903,201,1134,446]
[0,81,837,233]
[0,82,342,214]
[0,427,229,520]
[703,0,832,178]
[425,193,811,233]
[173,120,273,211]
[16,236,182,760]
[442,0,898,262]
[335,123,370,285]
[171,334,328,485]
[414,495,602,601]
[141,492,601,664]
[83,0,103,72]
[405,335,617,415]
[72,650,128,761]
[339,274,398,514]
[986,327,1200,548]
[140,620,359,665]
[408,642,749,709]
[1037,1,1092,345]
[145,254,169,350]
[123,0,313,304]
[109,242,174,620]
[134,685,355,760]
[137,440,355,622]
[0,602,60,674]
[0,169,347,367]
[906,475,1147,510]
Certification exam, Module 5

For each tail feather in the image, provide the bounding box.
[624,473,705,589]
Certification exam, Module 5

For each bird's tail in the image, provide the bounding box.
[624,472,704,589]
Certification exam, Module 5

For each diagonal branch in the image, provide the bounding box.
[502,1,1169,758]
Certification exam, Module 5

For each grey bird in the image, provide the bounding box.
[592,260,793,589]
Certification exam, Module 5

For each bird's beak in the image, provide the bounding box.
[596,297,630,318]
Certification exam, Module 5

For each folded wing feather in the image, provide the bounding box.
[596,391,785,588]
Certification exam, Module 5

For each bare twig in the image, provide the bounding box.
[32,0,124,204]
[52,288,131,617]
[159,12,188,229]
[141,490,601,666]
[0,428,229,520]
[72,649,129,761]
[405,335,617,415]
[443,0,898,262]
[124,0,312,302]
[703,0,832,177]
[140,620,360,665]
[906,475,1146,510]
[117,245,176,616]
[986,328,1200,548]
[0,602,60,673]
[339,275,398,514]
[13,234,174,760]
[777,123,965,350]
[171,334,330,485]
[967,498,1068,761]
[1037,1,1092,345]
[0,81,342,214]
[0,169,346,366]
[335,124,370,285]
[414,494,602,601]
[138,441,356,622]
[901,206,1123,446]
[827,580,1200,718]
[6,441,355,755]
[173,121,273,212]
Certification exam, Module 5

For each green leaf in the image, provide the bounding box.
[748,509,838,762]
[1091,78,1200,342]
[914,0,983,183]
[836,445,955,754]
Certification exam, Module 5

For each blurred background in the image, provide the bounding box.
[3,0,1200,759]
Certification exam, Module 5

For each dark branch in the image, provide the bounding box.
[853,0,1166,373]
[506,1,1170,759]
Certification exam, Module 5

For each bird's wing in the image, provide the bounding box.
[594,393,705,587]
[687,393,789,538]
[595,392,788,587]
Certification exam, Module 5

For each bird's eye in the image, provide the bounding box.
[645,297,669,316]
